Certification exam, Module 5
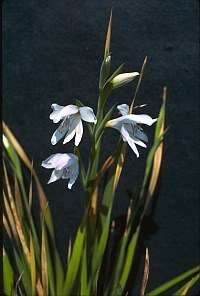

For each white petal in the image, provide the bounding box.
[42,154,63,168]
[61,168,70,179]
[63,115,80,144]
[48,169,63,184]
[79,107,97,123]
[121,125,139,158]
[129,141,139,158]
[131,137,147,148]
[51,104,64,111]
[50,104,78,123]
[42,153,71,169]
[75,120,83,146]
[125,124,148,144]
[106,117,124,130]
[67,161,79,189]
[63,130,76,145]
[51,118,69,145]
[134,126,148,143]
[124,124,147,148]
[52,153,77,170]
[60,105,79,117]
[61,154,79,189]
[123,114,157,126]
[68,153,79,163]
[117,104,129,116]
[49,104,64,123]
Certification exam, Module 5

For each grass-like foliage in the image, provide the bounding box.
[3,12,200,296]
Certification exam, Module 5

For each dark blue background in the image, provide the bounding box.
[3,0,199,294]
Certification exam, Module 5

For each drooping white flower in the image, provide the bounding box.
[50,104,97,146]
[41,153,79,189]
[106,104,157,158]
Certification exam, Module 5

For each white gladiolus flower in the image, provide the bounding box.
[106,104,157,158]
[50,104,97,146]
[42,153,79,189]
[111,72,139,89]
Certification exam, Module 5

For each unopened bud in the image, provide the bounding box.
[3,135,10,149]
[111,72,139,89]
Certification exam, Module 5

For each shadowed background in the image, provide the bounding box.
[3,0,199,293]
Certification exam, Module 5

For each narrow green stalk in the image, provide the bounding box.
[86,88,110,186]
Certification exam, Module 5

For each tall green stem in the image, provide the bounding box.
[86,88,110,187]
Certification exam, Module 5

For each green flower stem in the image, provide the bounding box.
[86,87,111,187]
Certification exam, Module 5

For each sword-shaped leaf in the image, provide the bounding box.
[147,265,200,295]
[119,226,140,294]
[173,272,200,295]
[3,122,55,240]
[142,87,167,216]
[80,240,89,295]
[29,234,36,296]
[64,223,86,295]
[41,222,48,295]
[3,248,14,296]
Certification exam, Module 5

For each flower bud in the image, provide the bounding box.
[111,72,139,89]
[3,135,9,149]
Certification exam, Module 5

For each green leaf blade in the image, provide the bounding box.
[148,265,200,296]
[3,248,14,296]
[64,226,85,295]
